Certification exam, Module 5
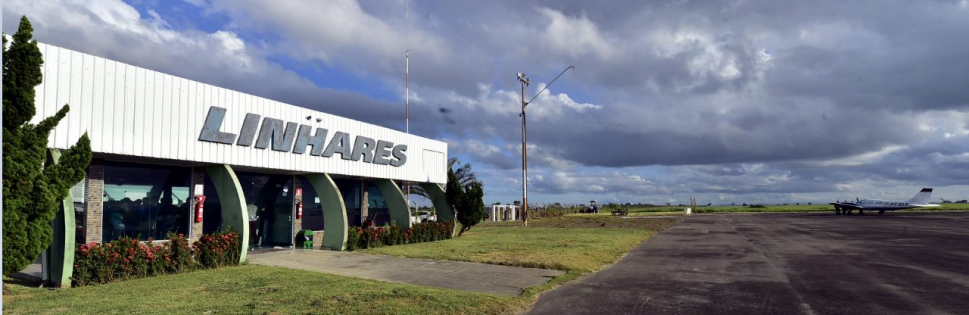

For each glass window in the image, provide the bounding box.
[299,177,325,231]
[334,179,361,226]
[70,180,86,245]
[366,183,390,226]
[237,172,294,249]
[102,162,192,242]
[201,174,224,235]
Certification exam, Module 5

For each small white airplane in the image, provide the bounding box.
[830,188,939,215]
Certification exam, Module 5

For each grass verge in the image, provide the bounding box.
[364,226,653,271]
[3,215,680,314]
[362,215,681,311]
[628,203,969,214]
[3,264,513,315]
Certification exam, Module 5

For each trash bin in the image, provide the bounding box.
[296,229,313,249]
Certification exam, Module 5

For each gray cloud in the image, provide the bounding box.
[6,0,969,204]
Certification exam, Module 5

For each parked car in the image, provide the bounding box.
[411,210,437,224]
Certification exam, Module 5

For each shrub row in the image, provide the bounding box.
[346,221,454,251]
[72,231,241,287]
[194,232,242,269]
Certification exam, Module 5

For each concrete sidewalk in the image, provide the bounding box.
[248,249,563,296]
[11,263,43,284]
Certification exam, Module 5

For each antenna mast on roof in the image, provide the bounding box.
[405,0,410,134]
[404,0,412,213]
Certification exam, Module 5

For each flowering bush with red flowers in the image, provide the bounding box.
[346,221,454,251]
[193,231,241,269]
[167,233,195,273]
[72,231,241,287]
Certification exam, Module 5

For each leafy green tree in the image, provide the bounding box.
[408,157,480,199]
[447,157,480,188]
[3,16,92,275]
[445,161,485,236]
[457,182,484,236]
[445,166,466,228]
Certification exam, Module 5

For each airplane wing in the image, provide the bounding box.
[830,202,864,209]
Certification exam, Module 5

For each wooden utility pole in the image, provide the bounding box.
[516,66,572,227]
[518,73,530,226]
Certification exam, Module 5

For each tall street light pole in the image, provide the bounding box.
[517,73,530,226]
[517,66,574,227]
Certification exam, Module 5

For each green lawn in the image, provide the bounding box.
[4,264,515,315]
[623,211,685,216]
[364,226,653,272]
[363,216,680,303]
[479,215,680,229]
[627,203,969,214]
[3,215,681,314]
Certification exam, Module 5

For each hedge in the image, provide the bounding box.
[72,230,241,287]
[346,221,454,251]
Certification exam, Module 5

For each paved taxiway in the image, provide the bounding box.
[530,212,969,315]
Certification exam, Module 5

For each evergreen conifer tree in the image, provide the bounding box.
[3,16,92,275]
[447,163,485,236]
[445,166,466,230]
[458,182,484,235]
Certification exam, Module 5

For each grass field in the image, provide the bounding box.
[3,264,512,315]
[365,217,677,271]
[625,203,969,214]
[3,215,680,314]
[362,215,680,309]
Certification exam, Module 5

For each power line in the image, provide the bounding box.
[526,65,575,106]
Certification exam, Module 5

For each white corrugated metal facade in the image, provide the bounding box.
[29,43,447,184]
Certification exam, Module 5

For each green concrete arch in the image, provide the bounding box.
[419,182,457,236]
[205,164,250,263]
[372,179,412,229]
[419,183,455,223]
[45,149,75,288]
[303,173,348,250]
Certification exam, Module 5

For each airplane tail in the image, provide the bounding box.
[906,188,933,206]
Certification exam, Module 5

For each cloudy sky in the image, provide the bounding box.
[5,0,969,205]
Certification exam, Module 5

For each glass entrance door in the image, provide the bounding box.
[237,172,294,249]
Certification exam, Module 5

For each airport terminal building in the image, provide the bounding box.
[33,43,451,286]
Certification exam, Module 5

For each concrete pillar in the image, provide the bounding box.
[84,159,104,244]
[293,177,302,235]
[360,180,369,224]
[189,168,205,242]
[303,174,348,250]
[312,231,325,249]
[373,179,412,229]
[204,164,249,263]
[44,149,75,288]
